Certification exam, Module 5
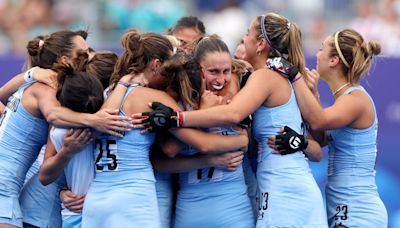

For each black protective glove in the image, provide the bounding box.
[275,126,308,155]
[239,69,252,89]
[266,57,299,82]
[239,115,252,128]
[142,102,179,131]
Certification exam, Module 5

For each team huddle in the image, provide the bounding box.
[0,12,388,228]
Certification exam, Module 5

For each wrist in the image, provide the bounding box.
[303,137,309,150]
[82,113,93,127]
[117,80,130,88]
[291,73,302,83]
[176,111,185,127]
[204,155,215,167]
[24,67,39,83]
[59,186,69,196]
[59,148,75,160]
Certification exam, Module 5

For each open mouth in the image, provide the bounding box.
[211,84,224,91]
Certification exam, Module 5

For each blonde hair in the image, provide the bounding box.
[164,35,181,47]
[231,59,248,89]
[329,29,381,83]
[255,13,306,77]
[231,59,247,76]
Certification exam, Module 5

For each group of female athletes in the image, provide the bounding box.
[0,12,387,228]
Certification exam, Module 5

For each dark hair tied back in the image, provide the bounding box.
[53,63,75,92]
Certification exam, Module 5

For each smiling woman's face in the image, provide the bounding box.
[199,51,232,94]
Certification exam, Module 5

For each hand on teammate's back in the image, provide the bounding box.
[62,128,92,157]
[207,151,244,171]
[267,126,308,155]
[59,189,85,213]
[91,109,133,137]
[139,102,179,132]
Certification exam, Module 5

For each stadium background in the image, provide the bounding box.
[0,0,399,227]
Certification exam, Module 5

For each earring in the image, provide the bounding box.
[256,50,261,55]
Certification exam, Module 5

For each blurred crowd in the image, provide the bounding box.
[0,0,399,57]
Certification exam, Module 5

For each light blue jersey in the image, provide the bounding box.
[154,171,172,228]
[252,82,327,227]
[24,145,45,183]
[175,126,254,228]
[19,145,64,228]
[243,153,258,221]
[0,82,48,227]
[326,86,387,228]
[82,85,160,228]
[50,127,95,227]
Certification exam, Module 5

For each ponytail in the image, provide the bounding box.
[256,13,306,78]
[287,23,306,78]
[329,29,381,83]
[110,29,173,90]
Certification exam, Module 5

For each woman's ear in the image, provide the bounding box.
[60,56,71,66]
[200,67,206,79]
[329,56,340,68]
[151,59,161,72]
[256,38,267,54]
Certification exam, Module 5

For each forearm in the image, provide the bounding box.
[199,133,248,154]
[308,129,327,146]
[153,154,210,173]
[102,83,129,110]
[292,77,326,129]
[0,102,5,113]
[0,73,25,104]
[183,104,242,128]
[171,128,248,154]
[47,106,92,128]
[304,139,323,162]
[39,150,71,185]
[159,135,186,158]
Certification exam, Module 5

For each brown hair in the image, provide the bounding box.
[54,64,104,114]
[193,35,230,64]
[159,53,202,110]
[181,35,204,54]
[72,50,118,90]
[171,16,206,35]
[329,29,381,83]
[26,30,88,69]
[255,13,306,76]
[110,29,173,89]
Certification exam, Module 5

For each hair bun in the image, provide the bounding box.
[367,40,381,56]
[26,39,41,56]
[121,29,142,56]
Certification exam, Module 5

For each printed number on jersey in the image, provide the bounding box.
[0,96,20,127]
[334,204,348,226]
[95,138,118,172]
[188,167,223,184]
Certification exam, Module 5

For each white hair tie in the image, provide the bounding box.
[38,40,44,49]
